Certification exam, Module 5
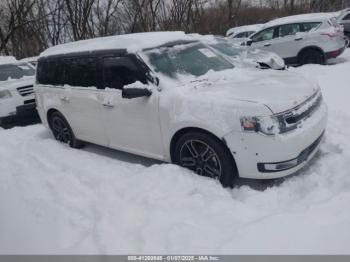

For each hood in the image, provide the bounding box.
[182,69,318,114]
[244,49,286,70]
[0,76,35,90]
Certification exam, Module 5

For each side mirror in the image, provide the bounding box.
[122,87,152,99]
[246,40,253,46]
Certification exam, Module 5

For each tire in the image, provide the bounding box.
[173,131,238,188]
[48,111,84,148]
[299,49,324,65]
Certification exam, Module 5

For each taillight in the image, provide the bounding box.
[320,32,337,37]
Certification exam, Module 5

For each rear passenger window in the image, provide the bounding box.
[65,57,98,88]
[37,60,64,85]
[301,22,321,32]
[278,24,300,37]
[103,57,145,90]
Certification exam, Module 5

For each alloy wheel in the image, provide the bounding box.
[179,140,222,179]
[51,116,72,144]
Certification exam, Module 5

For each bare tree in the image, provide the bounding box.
[64,0,95,40]
[0,0,36,55]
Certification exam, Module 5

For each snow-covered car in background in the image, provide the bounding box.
[191,34,285,70]
[20,56,38,67]
[35,32,327,187]
[246,13,347,65]
[0,57,37,125]
[226,24,263,44]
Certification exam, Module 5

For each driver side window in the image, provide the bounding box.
[251,27,276,42]
[103,56,146,90]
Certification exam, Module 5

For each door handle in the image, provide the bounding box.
[264,43,271,47]
[60,96,70,102]
[102,102,114,108]
[295,38,303,41]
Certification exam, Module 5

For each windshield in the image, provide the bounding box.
[209,42,242,57]
[0,63,35,82]
[144,42,234,78]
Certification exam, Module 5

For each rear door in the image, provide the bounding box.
[268,23,303,59]
[60,57,108,146]
[99,55,164,159]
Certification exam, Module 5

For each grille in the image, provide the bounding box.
[16,85,34,97]
[278,92,322,133]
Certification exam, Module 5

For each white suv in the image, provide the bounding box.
[0,57,37,125]
[246,13,347,65]
[35,32,328,187]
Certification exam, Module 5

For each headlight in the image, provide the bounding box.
[240,115,280,136]
[0,90,12,99]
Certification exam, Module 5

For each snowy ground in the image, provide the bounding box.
[1,50,350,255]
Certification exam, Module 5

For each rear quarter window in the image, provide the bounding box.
[37,60,64,85]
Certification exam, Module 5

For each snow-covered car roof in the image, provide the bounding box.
[40,31,191,58]
[20,56,38,63]
[264,13,337,28]
[226,24,263,37]
[0,56,18,65]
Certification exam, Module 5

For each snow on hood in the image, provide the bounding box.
[40,32,191,58]
[0,76,35,90]
[20,56,38,63]
[244,49,286,70]
[171,68,319,114]
[0,56,17,65]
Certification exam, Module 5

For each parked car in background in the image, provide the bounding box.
[191,34,285,70]
[226,24,263,38]
[226,24,263,45]
[337,8,350,43]
[35,32,327,187]
[20,56,38,67]
[0,57,37,125]
[245,13,347,65]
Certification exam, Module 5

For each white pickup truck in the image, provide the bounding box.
[0,56,37,125]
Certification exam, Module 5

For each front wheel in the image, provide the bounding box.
[173,131,238,188]
[49,111,84,148]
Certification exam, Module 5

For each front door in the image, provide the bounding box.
[99,56,164,159]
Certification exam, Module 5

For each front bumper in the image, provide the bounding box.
[224,102,328,179]
[0,103,38,124]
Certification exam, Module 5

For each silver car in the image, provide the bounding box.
[246,13,347,65]
[337,8,350,44]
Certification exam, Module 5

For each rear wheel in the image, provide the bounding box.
[173,131,238,188]
[299,49,324,65]
[49,112,84,148]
